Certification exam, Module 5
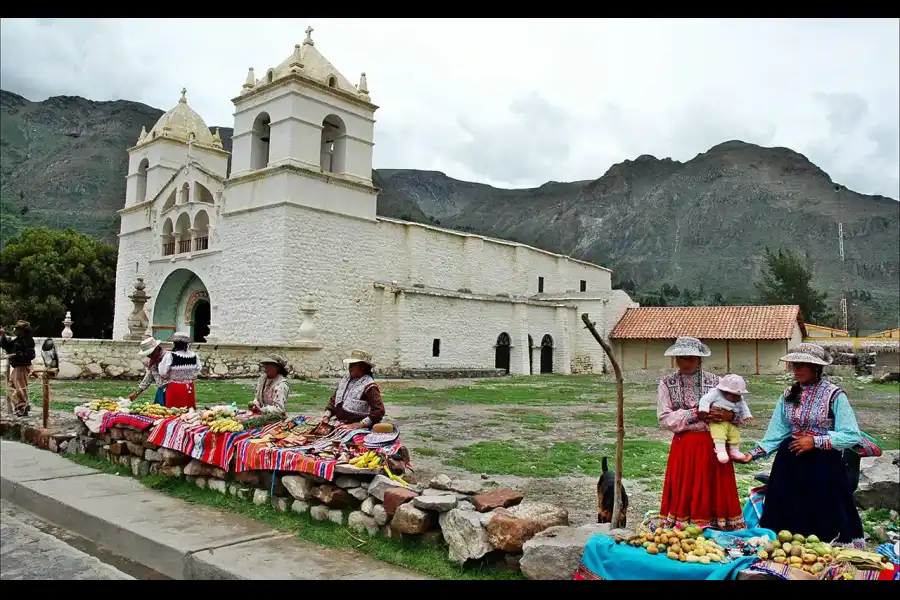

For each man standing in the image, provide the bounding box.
[1,321,37,417]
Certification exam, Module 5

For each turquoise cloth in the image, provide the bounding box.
[579,529,772,580]
[153,387,166,406]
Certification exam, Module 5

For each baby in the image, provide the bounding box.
[698,374,753,464]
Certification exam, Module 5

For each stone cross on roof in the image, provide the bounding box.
[180,87,187,103]
[304,26,314,46]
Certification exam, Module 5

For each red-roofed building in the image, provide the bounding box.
[609,305,805,375]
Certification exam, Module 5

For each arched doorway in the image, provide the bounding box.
[540,334,554,374]
[495,332,511,375]
[152,268,210,341]
[528,334,534,375]
[192,301,210,342]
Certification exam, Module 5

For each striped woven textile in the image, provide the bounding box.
[100,412,158,434]
[234,444,338,480]
[147,417,281,470]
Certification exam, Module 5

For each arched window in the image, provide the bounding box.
[540,335,554,374]
[320,114,346,174]
[161,218,175,256]
[250,112,271,170]
[175,212,192,254]
[194,182,214,204]
[162,189,176,212]
[179,182,190,204]
[135,158,149,203]
[193,210,210,252]
[327,75,337,88]
[495,332,511,375]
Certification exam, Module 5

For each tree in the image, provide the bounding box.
[638,292,667,307]
[0,227,118,339]
[756,247,834,324]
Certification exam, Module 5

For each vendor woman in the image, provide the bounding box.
[252,355,291,414]
[157,332,201,409]
[128,337,169,405]
[322,349,385,429]
[738,343,865,547]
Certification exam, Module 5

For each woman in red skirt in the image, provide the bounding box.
[656,337,745,531]
[157,332,201,409]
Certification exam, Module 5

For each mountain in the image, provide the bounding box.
[2,91,898,329]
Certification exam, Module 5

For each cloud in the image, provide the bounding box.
[1,17,897,199]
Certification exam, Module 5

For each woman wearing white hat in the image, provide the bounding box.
[739,343,865,547]
[322,349,385,429]
[656,337,746,531]
[157,332,201,409]
[128,337,169,406]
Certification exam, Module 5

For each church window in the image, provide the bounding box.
[135,158,149,203]
[320,114,346,174]
[538,276,544,293]
[432,339,441,357]
[266,69,274,84]
[327,75,337,88]
[179,182,190,204]
[580,280,587,292]
[250,112,271,170]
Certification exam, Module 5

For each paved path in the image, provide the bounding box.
[1,500,134,580]
[0,440,430,580]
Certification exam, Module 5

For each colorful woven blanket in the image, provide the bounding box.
[234,443,338,480]
[100,411,158,434]
[147,417,279,470]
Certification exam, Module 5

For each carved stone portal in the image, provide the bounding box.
[126,278,152,341]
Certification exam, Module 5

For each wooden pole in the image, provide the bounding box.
[581,313,626,529]
[42,372,50,428]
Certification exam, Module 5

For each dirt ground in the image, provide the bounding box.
[15,373,900,529]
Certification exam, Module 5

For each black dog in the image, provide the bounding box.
[597,456,628,526]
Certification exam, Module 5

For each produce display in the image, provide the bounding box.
[616,526,728,564]
[129,402,186,419]
[89,398,121,411]
[348,450,382,469]
[201,408,244,433]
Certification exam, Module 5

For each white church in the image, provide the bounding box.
[113,27,636,377]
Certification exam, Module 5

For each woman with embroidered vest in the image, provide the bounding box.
[737,343,865,546]
[158,332,201,409]
[128,337,169,406]
[252,355,290,414]
[657,337,745,531]
[322,349,385,429]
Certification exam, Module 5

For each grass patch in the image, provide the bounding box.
[574,411,614,424]
[511,411,555,431]
[61,452,520,580]
[413,447,441,457]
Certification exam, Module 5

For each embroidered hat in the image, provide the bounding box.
[171,331,191,343]
[138,337,161,356]
[664,337,711,358]
[364,424,399,447]
[779,343,832,366]
[717,374,750,396]
[343,348,375,368]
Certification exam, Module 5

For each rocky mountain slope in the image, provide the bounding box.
[2,91,898,329]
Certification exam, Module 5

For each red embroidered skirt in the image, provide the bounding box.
[164,382,196,409]
[659,431,745,530]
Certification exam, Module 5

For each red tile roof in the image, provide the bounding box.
[610,305,804,340]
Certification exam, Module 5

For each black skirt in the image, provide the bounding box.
[760,438,864,543]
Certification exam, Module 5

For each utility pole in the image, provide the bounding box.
[835,185,848,332]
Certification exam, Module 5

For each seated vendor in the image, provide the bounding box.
[252,355,290,414]
[322,349,385,429]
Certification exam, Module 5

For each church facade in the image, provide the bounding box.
[112,28,636,376]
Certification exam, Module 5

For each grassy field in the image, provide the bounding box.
[35,373,900,526]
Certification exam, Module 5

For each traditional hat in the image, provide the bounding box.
[779,343,832,366]
[363,423,399,447]
[14,320,30,331]
[171,331,191,343]
[259,354,290,376]
[138,337,161,356]
[664,337,711,358]
[342,348,375,368]
[717,374,750,396]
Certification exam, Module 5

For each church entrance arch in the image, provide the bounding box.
[495,332,511,375]
[540,334,554,374]
[152,268,210,341]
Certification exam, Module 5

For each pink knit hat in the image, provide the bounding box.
[717,374,749,395]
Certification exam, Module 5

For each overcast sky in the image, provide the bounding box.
[1,18,898,199]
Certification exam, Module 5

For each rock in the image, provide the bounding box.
[66,436,86,455]
[272,497,291,512]
[372,504,389,526]
[450,479,484,495]
[348,487,369,501]
[504,553,522,571]
[126,441,145,456]
[106,441,128,455]
[292,500,311,515]
[149,463,159,476]
[348,511,380,536]
[233,470,262,486]
[457,499,476,511]
[440,508,493,565]
[367,474,406,501]
[472,488,524,512]
[413,494,458,513]
[184,459,205,476]
[391,504,434,534]
[109,428,126,440]
[48,433,74,453]
[383,487,419,516]
[334,475,362,489]
[160,448,190,466]
[252,488,269,505]
[360,482,369,490]
[519,524,610,580]
[157,465,183,478]
[327,509,345,525]
[429,474,453,491]
[361,497,377,516]
[259,471,288,497]
[872,525,889,542]
[310,505,330,521]
[421,530,445,547]
[480,509,500,528]
[486,501,569,553]
[282,475,315,500]
[381,525,404,540]
[130,457,150,478]
[855,450,900,510]
[195,477,208,489]
[123,429,145,443]
[237,488,253,501]
[144,449,162,462]
[311,484,359,509]
[207,479,228,494]
[183,459,227,480]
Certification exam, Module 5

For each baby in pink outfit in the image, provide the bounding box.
[698,374,753,464]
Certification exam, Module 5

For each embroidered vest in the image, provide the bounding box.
[334,374,376,418]
[782,379,843,435]
[663,370,719,410]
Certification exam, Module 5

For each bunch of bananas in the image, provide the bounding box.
[90,398,119,411]
[209,418,243,433]
[132,403,173,419]
[348,451,382,469]
[202,409,235,424]
[382,464,409,486]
